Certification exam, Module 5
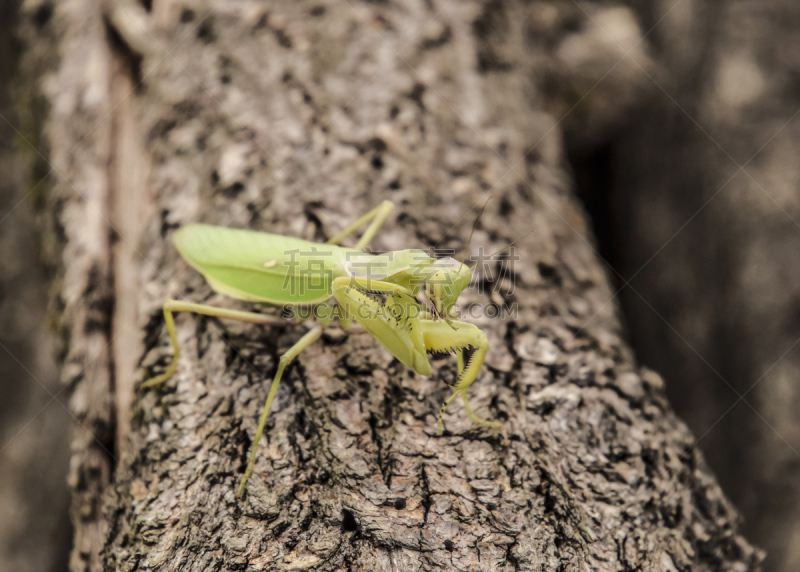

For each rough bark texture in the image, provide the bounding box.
[17,0,764,570]
[587,2,800,570]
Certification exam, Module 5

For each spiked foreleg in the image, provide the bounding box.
[455,351,493,427]
[420,320,501,433]
[331,276,432,376]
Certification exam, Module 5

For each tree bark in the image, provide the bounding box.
[18,0,763,570]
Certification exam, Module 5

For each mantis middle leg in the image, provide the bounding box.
[327,200,395,250]
[141,300,323,497]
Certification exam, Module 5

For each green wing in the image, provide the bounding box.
[173,224,360,305]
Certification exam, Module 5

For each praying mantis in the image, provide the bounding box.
[142,200,503,497]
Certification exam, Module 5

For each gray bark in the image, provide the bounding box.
[17,0,762,570]
[599,2,800,570]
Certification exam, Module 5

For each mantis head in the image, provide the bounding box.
[426,257,473,319]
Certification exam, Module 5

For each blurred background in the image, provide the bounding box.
[561,2,800,568]
[0,1,72,571]
[1,1,799,570]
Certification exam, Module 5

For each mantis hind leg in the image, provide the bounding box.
[238,326,322,497]
[326,200,394,250]
[141,299,285,389]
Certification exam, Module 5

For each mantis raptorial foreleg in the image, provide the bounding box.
[454,350,494,427]
[461,391,493,427]
[141,300,285,389]
[418,319,501,433]
[332,276,433,376]
[333,276,422,305]
[333,276,500,433]
[238,326,322,497]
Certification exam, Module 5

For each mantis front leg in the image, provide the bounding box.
[332,276,501,433]
[331,276,433,376]
[420,320,502,433]
[454,352,491,427]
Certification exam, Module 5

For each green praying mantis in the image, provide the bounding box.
[142,200,507,497]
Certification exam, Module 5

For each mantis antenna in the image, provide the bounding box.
[484,229,536,260]
[460,190,500,266]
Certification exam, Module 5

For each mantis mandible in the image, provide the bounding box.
[142,200,502,497]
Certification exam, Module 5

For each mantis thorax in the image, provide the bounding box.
[346,249,472,319]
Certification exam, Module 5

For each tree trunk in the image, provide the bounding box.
[17,0,762,570]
